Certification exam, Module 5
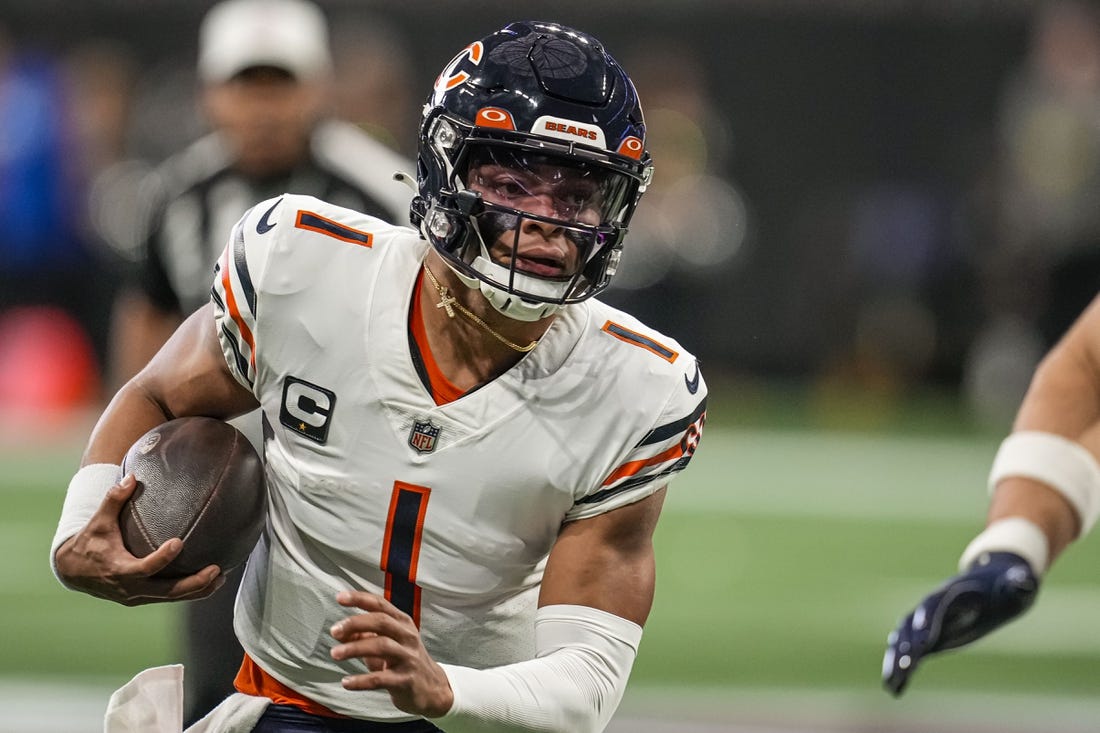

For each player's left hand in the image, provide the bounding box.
[330,590,454,717]
[882,551,1039,697]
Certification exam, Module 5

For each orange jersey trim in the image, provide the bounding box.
[234,653,345,718]
[221,248,256,369]
[601,442,684,487]
[411,271,465,405]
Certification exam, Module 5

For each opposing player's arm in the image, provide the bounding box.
[883,294,1100,696]
[988,294,1100,554]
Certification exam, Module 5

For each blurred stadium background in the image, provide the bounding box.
[3,0,1100,731]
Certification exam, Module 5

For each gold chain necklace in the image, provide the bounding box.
[422,264,538,353]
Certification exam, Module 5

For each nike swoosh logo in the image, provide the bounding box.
[256,198,282,234]
[684,360,701,394]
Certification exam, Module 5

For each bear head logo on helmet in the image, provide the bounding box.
[412,21,653,322]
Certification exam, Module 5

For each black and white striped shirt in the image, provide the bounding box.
[137,118,414,315]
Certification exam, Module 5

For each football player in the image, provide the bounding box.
[51,21,707,733]
[108,0,415,724]
[883,293,1100,696]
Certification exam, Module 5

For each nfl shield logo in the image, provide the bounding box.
[409,420,442,454]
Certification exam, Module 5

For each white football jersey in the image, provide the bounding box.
[211,193,708,720]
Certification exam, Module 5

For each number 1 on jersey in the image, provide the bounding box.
[380,482,430,626]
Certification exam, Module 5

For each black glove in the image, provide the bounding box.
[882,551,1039,696]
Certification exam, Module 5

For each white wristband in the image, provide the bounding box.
[958,517,1050,576]
[988,431,1100,536]
[50,463,122,587]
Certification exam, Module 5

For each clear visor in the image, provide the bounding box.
[427,141,636,306]
[459,145,637,228]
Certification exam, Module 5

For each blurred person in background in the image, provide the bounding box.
[965,0,1100,426]
[110,0,413,390]
[884,292,1100,695]
[106,0,413,723]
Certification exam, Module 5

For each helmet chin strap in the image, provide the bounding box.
[450,256,564,322]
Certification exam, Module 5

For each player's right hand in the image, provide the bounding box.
[331,590,455,718]
[882,551,1039,697]
[53,474,224,605]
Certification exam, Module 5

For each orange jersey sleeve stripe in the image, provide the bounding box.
[221,248,257,369]
[600,442,684,487]
[234,653,346,718]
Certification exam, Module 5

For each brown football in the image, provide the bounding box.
[119,417,265,579]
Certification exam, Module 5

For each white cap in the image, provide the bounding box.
[198,0,332,84]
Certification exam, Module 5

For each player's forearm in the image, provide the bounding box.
[977,309,1100,567]
[987,478,1078,564]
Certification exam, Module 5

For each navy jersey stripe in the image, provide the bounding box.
[602,321,678,361]
[232,223,258,314]
[385,489,422,612]
[382,483,429,627]
[210,259,225,310]
[295,211,373,246]
[220,323,253,386]
[637,396,708,447]
[576,458,691,506]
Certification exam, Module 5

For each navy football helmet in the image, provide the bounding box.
[413,21,653,321]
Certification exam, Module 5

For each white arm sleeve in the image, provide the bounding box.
[432,604,643,733]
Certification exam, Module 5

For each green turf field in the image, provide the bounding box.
[5,384,1100,727]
